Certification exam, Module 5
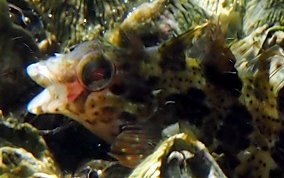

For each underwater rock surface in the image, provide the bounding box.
[0,115,60,178]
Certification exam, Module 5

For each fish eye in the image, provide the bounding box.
[77,52,115,91]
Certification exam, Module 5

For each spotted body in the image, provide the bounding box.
[26,0,284,177]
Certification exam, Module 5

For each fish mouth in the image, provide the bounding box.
[27,84,68,115]
[26,53,67,87]
[26,62,54,87]
[27,88,51,114]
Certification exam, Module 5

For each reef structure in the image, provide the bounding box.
[4,0,284,177]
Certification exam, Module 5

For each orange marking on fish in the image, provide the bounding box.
[66,80,85,101]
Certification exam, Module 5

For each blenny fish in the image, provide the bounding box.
[26,0,284,177]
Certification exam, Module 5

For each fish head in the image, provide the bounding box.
[26,39,158,143]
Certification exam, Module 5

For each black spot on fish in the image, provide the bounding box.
[164,88,209,126]
[204,64,242,96]
[146,75,160,87]
[199,43,242,96]
[216,104,253,153]
[140,32,162,47]
[187,87,206,102]
[271,129,284,169]
[109,83,126,95]
[159,39,186,71]
[123,74,154,103]
[277,88,284,115]
[118,111,137,123]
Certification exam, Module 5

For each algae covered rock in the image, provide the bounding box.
[0,115,60,178]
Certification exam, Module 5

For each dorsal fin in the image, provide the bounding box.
[159,20,242,95]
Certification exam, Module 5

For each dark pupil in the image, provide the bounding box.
[81,57,113,90]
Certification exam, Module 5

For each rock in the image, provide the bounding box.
[0,115,60,178]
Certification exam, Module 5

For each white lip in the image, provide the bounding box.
[27,84,68,114]
[26,53,66,87]
[27,88,51,114]
[26,62,54,87]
